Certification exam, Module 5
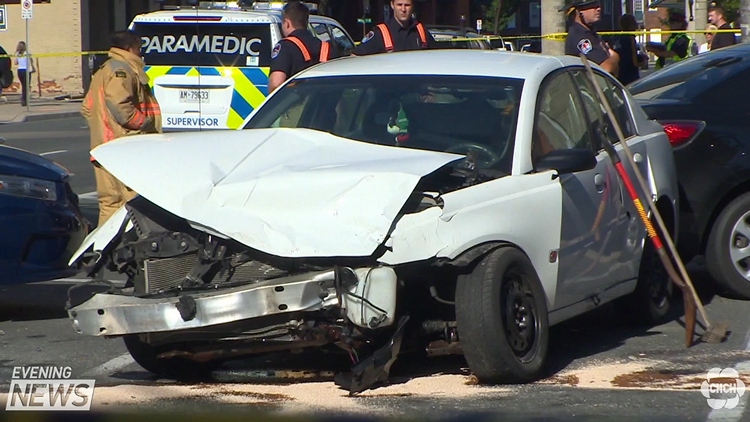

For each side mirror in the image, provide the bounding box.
[535,149,597,174]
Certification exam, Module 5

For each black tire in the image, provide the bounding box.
[706,192,750,300]
[455,247,549,384]
[616,237,672,326]
[123,335,219,379]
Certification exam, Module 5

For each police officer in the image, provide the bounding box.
[563,0,619,75]
[352,0,437,55]
[268,1,331,93]
[647,12,691,70]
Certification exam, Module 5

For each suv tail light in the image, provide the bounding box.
[659,121,705,147]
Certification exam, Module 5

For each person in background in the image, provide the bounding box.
[647,12,691,70]
[708,2,736,50]
[82,30,162,225]
[352,0,437,55]
[13,41,33,106]
[699,24,718,54]
[612,14,641,85]
[562,0,620,75]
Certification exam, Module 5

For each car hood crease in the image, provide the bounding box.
[91,128,462,258]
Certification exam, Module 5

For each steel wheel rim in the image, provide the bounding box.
[728,209,750,281]
[501,265,541,363]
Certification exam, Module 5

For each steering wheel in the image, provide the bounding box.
[445,142,502,168]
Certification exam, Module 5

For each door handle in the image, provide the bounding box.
[594,173,605,193]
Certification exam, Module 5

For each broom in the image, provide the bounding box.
[579,54,728,345]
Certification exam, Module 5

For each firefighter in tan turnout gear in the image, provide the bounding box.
[82,30,162,226]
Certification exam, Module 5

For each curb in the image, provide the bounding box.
[0,110,82,124]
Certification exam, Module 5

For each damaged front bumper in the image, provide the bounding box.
[68,266,398,337]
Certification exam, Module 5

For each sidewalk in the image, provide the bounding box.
[0,93,83,124]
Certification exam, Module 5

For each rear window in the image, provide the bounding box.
[629,46,750,101]
[133,22,273,67]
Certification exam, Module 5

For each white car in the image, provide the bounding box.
[66,50,679,393]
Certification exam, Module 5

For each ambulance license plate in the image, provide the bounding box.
[179,89,209,103]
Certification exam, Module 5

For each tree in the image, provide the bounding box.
[719,0,740,24]
[476,0,525,34]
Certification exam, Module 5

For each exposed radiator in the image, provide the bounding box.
[143,254,287,294]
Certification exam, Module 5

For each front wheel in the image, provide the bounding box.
[706,192,750,299]
[123,335,219,380]
[455,247,549,384]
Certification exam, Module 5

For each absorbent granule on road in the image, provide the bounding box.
[538,359,657,389]
[537,358,727,391]
[53,373,508,414]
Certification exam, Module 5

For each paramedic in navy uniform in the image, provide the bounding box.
[268,1,331,93]
[563,0,619,75]
[351,0,437,55]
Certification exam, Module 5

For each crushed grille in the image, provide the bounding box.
[143,254,287,294]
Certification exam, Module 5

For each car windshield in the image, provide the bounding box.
[629,45,750,100]
[244,75,523,174]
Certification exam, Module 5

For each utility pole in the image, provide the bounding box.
[742,0,750,43]
[542,0,566,55]
[694,0,708,49]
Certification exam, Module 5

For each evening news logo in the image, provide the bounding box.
[701,367,746,410]
[5,366,95,411]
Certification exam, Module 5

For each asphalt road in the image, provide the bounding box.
[1,117,750,421]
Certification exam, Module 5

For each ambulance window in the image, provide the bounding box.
[311,23,331,42]
[328,25,354,53]
[134,22,273,67]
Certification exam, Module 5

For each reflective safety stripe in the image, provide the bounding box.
[416,22,428,47]
[286,36,312,61]
[378,23,394,51]
[320,41,330,62]
[126,110,146,130]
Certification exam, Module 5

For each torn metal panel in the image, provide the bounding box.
[68,206,129,266]
[90,128,462,258]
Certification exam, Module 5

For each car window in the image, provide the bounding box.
[570,70,635,148]
[533,72,593,165]
[245,75,524,174]
[629,47,750,101]
[694,66,750,109]
[328,24,354,53]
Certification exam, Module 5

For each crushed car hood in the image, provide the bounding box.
[91,128,461,258]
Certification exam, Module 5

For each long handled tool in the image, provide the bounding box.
[579,54,728,345]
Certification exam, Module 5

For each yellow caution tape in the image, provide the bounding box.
[439,28,740,43]
[0,27,741,57]
[0,50,109,59]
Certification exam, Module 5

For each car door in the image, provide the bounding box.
[571,69,646,280]
[533,70,629,309]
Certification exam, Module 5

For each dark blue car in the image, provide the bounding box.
[0,144,88,284]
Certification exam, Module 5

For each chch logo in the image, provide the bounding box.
[701,367,746,409]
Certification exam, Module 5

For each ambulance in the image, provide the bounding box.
[129,3,354,131]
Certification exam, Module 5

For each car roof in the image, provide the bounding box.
[131,9,283,23]
[300,50,580,81]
